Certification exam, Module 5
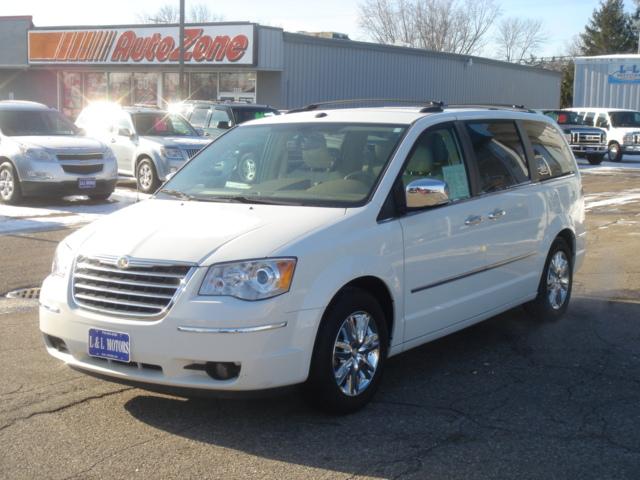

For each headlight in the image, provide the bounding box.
[161,147,184,160]
[51,242,74,278]
[564,133,572,143]
[199,258,297,300]
[624,134,633,144]
[21,146,53,162]
[103,148,116,162]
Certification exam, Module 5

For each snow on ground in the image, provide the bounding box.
[0,189,149,235]
[577,155,640,174]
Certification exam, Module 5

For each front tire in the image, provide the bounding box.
[608,142,622,162]
[303,288,388,414]
[586,154,604,165]
[525,238,573,320]
[136,158,159,194]
[0,161,23,205]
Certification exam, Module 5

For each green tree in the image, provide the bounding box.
[560,61,574,108]
[580,0,637,55]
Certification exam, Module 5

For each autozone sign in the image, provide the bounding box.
[28,24,255,65]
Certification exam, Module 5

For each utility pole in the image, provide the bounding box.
[178,0,185,100]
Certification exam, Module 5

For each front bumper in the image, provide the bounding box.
[621,144,640,154]
[570,145,606,154]
[39,273,323,392]
[21,179,117,197]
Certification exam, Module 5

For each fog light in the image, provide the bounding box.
[205,361,241,380]
[169,167,178,173]
[26,171,53,180]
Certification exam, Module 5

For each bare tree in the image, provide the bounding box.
[495,17,546,63]
[137,3,223,24]
[358,0,500,55]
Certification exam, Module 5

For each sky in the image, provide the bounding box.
[2,0,636,58]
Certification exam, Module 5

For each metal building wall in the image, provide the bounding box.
[280,34,560,110]
[573,56,640,109]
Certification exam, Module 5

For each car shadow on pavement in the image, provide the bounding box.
[124,297,640,478]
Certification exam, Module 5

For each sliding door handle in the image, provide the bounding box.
[488,209,506,220]
[464,215,483,226]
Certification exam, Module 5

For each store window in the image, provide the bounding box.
[219,72,256,102]
[61,72,83,119]
[108,73,131,105]
[133,72,158,106]
[190,73,218,101]
[84,73,107,104]
[163,73,180,104]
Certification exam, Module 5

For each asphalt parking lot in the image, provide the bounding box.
[1,163,640,479]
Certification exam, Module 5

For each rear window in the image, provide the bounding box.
[188,107,210,127]
[521,121,575,180]
[232,107,279,124]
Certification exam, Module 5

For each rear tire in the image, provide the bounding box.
[586,154,604,165]
[0,161,23,205]
[525,238,573,321]
[136,158,159,194]
[607,142,622,162]
[303,288,388,414]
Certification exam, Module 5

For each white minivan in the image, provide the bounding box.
[40,103,585,413]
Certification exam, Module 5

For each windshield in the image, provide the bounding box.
[543,111,585,126]
[158,122,407,207]
[0,109,78,136]
[609,111,640,127]
[232,107,279,124]
[132,113,197,136]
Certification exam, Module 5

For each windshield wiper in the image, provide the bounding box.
[193,195,302,206]
[157,189,195,201]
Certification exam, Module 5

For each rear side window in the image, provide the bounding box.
[189,107,210,127]
[465,121,529,193]
[521,121,575,180]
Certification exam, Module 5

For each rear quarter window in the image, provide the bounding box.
[521,120,575,180]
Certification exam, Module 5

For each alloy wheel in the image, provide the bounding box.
[547,251,570,310]
[332,311,380,396]
[138,163,153,190]
[0,168,14,201]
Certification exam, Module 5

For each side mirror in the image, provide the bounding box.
[215,121,230,130]
[195,128,205,136]
[118,127,133,137]
[405,178,449,209]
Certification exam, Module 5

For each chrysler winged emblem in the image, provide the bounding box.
[116,256,130,269]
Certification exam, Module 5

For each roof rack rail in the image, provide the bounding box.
[287,98,445,114]
[446,103,533,112]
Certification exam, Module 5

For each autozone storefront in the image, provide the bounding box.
[27,23,261,118]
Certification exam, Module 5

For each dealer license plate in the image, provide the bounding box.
[78,177,96,189]
[88,328,130,362]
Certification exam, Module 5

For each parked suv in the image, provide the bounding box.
[179,101,279,138]
[0,101,117,204]
[566,107,640,162]
[40,102,585,413]
[76,104,211,193]
[541,110,606,165]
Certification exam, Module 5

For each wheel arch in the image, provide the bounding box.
[556,228,576,262]
[0,156,20,180]
[324,275,395,347]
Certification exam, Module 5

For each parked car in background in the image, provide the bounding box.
[178,101,279,138]
[565,107,640,162]
[40,103,584,413]
[541,110,607,165]
[76,103,211,193]
[0,101,117,204]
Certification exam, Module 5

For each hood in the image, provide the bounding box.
[73,199,346,265]
[139,136,211,149]
[14,135,106,151]
[612,127,640,135]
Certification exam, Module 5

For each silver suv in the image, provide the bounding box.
[76,104,211,193]
[0,101,117,205]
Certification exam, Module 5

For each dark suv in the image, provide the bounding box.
[179,101,279,138]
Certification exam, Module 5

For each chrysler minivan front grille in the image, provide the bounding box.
[72,255,194,318]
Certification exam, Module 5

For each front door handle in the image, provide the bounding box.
[488,209,506,220]
[464,215,483,226]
